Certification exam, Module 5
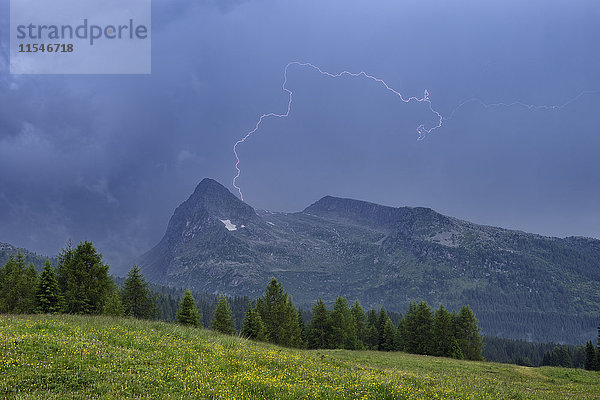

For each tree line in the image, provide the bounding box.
[0,242,151,318]
[143,283,249,329]
[482,336,584,368]
[3,241,598,368]
[201,278,484,361]
[0,243,482,362]
[0,242,251,333]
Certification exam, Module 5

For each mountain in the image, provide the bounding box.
[137,178,600,344]
[0,242,55,271]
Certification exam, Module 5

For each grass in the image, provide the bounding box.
[0,315,598,399]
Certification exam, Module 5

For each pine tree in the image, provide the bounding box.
[176,290,200,327]
[556,346,573,368]
[241,301,266,341]
[432,305,454,357]
[364,325,379,350]
[35,260,64,313]
[122,265,155,319]
[403,301,433,355]
[56,241,111,314]
[455,305,483,361]
[584,341,597,371]
[394,319,405,351]
[401,301,417,352]
[364,309,380,350]
[0,255,19,312]
[379,318,397,351]
[297,307,307,348]
[283,297,303,347]
[350,300,366,349]
[212,295,235,335]
[329,297,357,350]
[22,264,38,313]
[449,336,464,359]
[308,299,331,349]
[255,278,302,347]
[542,348,558,366]
[415,301,434,354]
[377,306,389,346]
[103,286,124,317]
[0,253,37,313]
[597,323,600,371]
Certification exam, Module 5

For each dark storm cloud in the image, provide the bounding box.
[0,0,599,273]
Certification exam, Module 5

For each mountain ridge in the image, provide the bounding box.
[0,242,56,271]
[137,178,600,344]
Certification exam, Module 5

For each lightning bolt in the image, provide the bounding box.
[446,91,598,122]
[232,61,443,200]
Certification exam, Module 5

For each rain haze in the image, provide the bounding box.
[1,0,599,274]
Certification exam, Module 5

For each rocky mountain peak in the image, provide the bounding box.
[161,178,257,241]
[184,178,256,220]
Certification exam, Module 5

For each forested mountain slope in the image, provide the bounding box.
[0,242,55,271]
[136,178,600,344]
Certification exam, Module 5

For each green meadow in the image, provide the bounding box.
[1,314,598,399]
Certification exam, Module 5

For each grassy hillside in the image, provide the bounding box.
[0,315,598,399]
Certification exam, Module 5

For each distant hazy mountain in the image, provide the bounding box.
[0,242,55,271]
[137,178,600,344]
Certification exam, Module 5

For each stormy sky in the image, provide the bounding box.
[1,0,599,274]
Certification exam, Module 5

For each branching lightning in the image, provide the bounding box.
[232,62,597,201]
[446,91,598,122]
[232,61,443,200]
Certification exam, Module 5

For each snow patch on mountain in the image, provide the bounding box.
[220,219,237,231]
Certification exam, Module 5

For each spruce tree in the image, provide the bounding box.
[241,301,266,341]
[401,301,417,352]
[350,300,366,349]
[297,307,307,348]
[415,302,434,355]
[255,278,302,347]
[379,318,397,351]
[122,265,155,319]
[455,305,483,361]
[395,319,405,351]
[597,323,600,371]
[449,337,464,360]
[364,325,379,350]
[556,346,573,368]
[212,295,235,335]
[0,253,37,313]
[56,241,111,314]
[256,278,283,340]
[35,260,63,313]
[432,305,454,357]
[403,301,433,355]
[364,309,380,350]
[176,290,200,327]
[584,341,597,371]
[22,264,38,313]
[542,348,558,366]
[283,297,303,347]
[377,306,389,346]
[0,259,5,310]
[308,299,331,349]
[0,255,18,313]
[330,297,357,350]
[103,286,124,317]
